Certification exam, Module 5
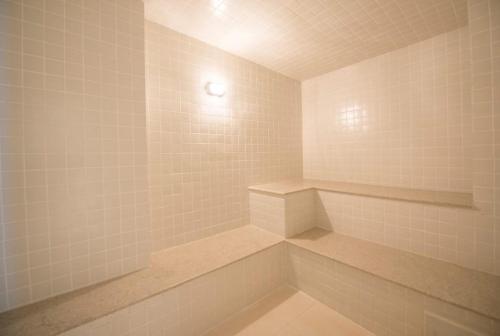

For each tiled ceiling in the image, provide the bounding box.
[144,0,468,80]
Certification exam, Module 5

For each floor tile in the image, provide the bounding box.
[204,286,372,336]
[289,302,373,336]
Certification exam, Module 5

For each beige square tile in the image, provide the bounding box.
[290,303,373,336]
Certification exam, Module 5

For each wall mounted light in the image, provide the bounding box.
[205,81,226,97]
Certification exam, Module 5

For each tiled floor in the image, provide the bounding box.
[204,286,373,336]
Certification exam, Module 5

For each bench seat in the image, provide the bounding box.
[249,179,474,208]
[0,226,283,336]
[287,228,500,321]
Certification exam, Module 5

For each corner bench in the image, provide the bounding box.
[287,228,500,321]
[0,226,284,336]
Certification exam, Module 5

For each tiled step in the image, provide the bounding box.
[0,226,284,336]
[287,228,500,321]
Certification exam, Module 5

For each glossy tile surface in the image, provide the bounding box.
[204,286,373,336]
[145,21,302,252]
[0,0,150,312]
[302,28,472,193]
[145,0,467,80]
[300,0,500,276]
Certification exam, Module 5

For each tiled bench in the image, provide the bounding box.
[249,180,500,335]
[0,226,285,336]
[1,225,498,335]
[249,179,489,271]
[248,179,475,243]
[286,241,500,335]
[249,179,474,209]
[287,228,500,322]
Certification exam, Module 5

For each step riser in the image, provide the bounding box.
[287,244,499,336]
[60,243,287,336]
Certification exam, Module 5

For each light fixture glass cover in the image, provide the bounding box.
[205,81,226,97]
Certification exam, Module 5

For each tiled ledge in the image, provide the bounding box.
[0,226,283,336]
[287,228,500,321]
[248,179,474,208]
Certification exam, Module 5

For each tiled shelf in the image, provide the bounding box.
[287,228,500,321]
[249,179,474,209]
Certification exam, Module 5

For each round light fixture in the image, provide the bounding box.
[205,81,226,97]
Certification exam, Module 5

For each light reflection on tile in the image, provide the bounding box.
[303,27,472,193]
[145,21,302,252]
[145,0,468,80]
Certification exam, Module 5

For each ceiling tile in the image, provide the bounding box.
[144,0,468,80]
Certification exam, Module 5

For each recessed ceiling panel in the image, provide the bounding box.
[145,0,468,80]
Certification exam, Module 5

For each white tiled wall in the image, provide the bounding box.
[145,22,303,251]
[60,243,286,336]
[302,0,500,276]
[303,27,472,192]
[0,0,150,312]
[287,244,500,336]
[0,0,498,328]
